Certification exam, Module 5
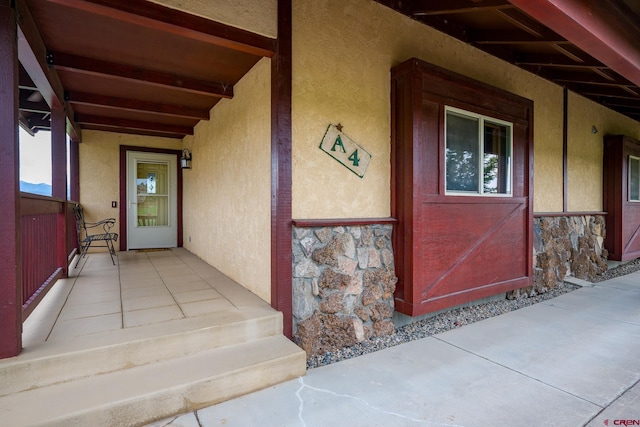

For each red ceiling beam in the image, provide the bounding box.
[52,52,234,98]
[75,114,193,137]
[43,0,276,57]
[508,0,640,87]
[15,0,81,142]
[67,92,210,120]
[411,0,512,16]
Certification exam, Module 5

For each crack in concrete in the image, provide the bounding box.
[295,377,466,427]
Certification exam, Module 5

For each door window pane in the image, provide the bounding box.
[136,162,169,226]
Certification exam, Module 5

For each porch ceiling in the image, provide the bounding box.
[376,0,640,123]
[17,0,275,141]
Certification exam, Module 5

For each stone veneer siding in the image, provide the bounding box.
[509,214,608,298]
[292,223,397,357]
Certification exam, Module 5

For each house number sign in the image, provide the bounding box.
[319,124,372,178]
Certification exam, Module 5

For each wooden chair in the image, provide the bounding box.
[73,204,118,266]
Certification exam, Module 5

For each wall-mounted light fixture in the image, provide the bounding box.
[592,125,598,134]
[181,148,192,169]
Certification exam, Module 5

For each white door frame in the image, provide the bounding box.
[125,150,179,249]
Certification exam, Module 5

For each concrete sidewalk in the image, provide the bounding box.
[151,272,640,427]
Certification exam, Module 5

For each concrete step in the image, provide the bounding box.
[0,335,306,427]
[0,306,283,397]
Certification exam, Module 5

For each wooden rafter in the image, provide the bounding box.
[410,0,512,16]
[76,114,193,137]
[67,92,210,120]
[51,53,234,98]
[15,0,81,141]
[42,0,276,57]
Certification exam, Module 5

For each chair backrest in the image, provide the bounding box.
[73,204,88,240]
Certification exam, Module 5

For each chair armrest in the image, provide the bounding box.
[85,218,116,234]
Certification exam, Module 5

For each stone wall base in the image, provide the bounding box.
[292,224,397,357]
[508,215,607,299]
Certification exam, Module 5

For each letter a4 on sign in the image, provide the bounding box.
[319,124,372,178]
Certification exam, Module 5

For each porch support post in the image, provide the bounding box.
[271,0,293,337]
[51,104,69,273]
[69,139,80,202]
[0,0,23,358]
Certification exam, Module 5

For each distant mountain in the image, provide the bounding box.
[20,181,52,196]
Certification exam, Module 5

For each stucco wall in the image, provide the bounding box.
[567,92,640,212]
[148,0,276,38]
[181,57,272,303]
[79,131,182,251]
[292,0,640,217]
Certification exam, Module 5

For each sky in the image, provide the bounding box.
[19,127,52,185]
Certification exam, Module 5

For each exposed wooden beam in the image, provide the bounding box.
[75,114,193,136]
[508,0,640,87]
[410,0,512,16]
[19,91,50,113]
[600,98,640,110]
[67,92,210,120]
[569,84,640,98]
[15,0,81,142]
[471,30,568,44]
[43,0,276,57]
[51,52,234,99]
[515,54,603,68]
[27,115,51,129]
[495,8,548,38]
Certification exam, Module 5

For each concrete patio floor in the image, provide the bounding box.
[23,248,249,348]
[151,271,640,427]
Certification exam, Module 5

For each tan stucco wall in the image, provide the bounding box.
[182,57,272,303]
[567,92,640,211]
[148,0,276,38]
[79,131,182,251]
[292,0,640,216]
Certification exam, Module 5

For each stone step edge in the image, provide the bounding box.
[0,335,307,427]
[0,312,283,397]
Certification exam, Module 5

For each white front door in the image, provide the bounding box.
[126,151,177,249]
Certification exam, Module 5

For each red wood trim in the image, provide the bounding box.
[51,105,67,199]
[292,218,398,227]
[0,2,22,358]
[14,0,81,143]
[271,0,293,338]
[69,139,80,201]
[534,211,607,217]
[20,195,64,215]
[22,268,63,320]
[53,52,234,98]
[68,91,210,120]
[562,87,568,212]
[45,0,276,57]
[51,105,69,277]
[76,114,194,137]
[508,0,640,87]
[118,145,184,251]
[83,125,185,140]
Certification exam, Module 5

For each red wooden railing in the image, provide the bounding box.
[20,194,78,319]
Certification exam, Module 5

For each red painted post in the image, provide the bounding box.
[69,139,80,202]
[51,104,68,275]
[271,0,293,338]
[0,1,23,358]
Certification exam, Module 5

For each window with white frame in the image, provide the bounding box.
[629,156,640,201]
[445,107,513,196]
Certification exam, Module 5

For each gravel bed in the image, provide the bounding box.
[307,260,640,370]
